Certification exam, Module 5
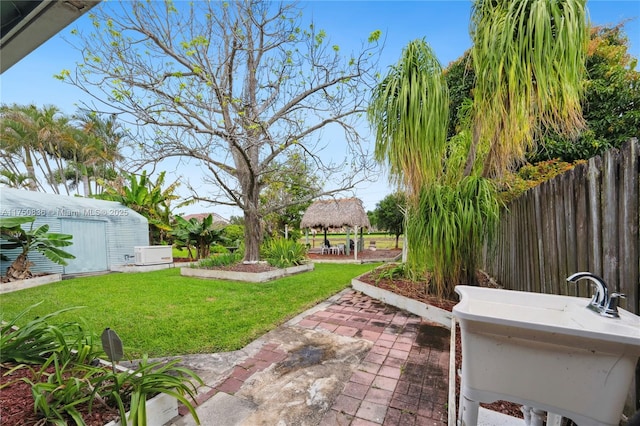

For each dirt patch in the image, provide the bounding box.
[415,323,450,350]
[307,249,401,262]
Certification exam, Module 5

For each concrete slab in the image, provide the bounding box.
[478,407,525,425]
[169,392,256,426]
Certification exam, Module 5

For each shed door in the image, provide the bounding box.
[60,220,108,274]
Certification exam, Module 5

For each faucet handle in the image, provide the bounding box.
[601,293,626,318]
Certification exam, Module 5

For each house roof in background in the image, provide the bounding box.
[181,212,230,227]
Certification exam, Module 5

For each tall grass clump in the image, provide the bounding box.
[406,177,501,298]
[261,238,308,268]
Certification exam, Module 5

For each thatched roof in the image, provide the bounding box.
[300,198,370,229]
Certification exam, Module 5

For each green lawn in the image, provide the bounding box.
[0,263,378,359]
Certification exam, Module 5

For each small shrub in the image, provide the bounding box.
[209,244,229,254]
[222,225,244,246]
[261,238,308,268]
[374,263,407,284]
[528,130,612,163]
[195,251,242,268]
[496,159,586,204]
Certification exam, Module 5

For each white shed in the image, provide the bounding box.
[0,188,149,275]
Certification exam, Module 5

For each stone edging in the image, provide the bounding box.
[103,391,177,426]
[0,274,62,294]
[180,263,314,283]
[350,275,453,329]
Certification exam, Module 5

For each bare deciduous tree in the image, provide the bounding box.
[59,0,381,262]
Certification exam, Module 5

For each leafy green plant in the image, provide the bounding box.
[27,353,110,426]
[3,303,203,426]
[105,355,202,426]
[373,263,407,284]
[0,302,89,364]
[496,159,585,204]
[261,238,308,268]
[408,177,501,297]
[528,130,612,163]
[173,214,228,259]
[195,251,242,268]
[23,349,203,426]
[0,216,76,281]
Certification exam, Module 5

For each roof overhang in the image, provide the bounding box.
[1,0,100,74]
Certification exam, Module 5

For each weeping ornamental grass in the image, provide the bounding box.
[369,39,449,194]
[469,0,588,177]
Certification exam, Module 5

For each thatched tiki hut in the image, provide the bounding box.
[300,198,370,260]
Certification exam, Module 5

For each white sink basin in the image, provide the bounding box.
[453,285,640,426]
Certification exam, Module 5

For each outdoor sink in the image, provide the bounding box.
[453,285,640,426]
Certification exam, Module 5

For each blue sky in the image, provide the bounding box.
[1,1,638,219]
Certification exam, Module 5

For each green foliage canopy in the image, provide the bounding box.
[373,193,407,249]
[468,0,588,177]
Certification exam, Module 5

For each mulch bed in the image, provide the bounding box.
[307,248,402,262]
[0,364,122,426]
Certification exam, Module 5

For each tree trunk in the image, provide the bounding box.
[5,253,34,282]
[82,173,91,197]
[243,207,262,263]
[395,234,400,249]
[23,148,38,191]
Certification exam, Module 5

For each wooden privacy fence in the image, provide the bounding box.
[482,138,639,315]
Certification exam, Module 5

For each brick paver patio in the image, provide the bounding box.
[183,290,451,425]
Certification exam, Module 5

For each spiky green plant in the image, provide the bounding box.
[407,177,501,298]
[0,302,89,364]
[261,238,308,268]
[467,0,588,177]
[195,251,243,268]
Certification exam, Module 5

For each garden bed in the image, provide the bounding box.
[0,363,179,426]
[181,262,314,282]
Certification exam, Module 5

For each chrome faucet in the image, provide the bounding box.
[566,272,623,318]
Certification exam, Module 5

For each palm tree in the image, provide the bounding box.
[466,0,588,178]
[369,39,451,288]
[0,104,75,194]
[0,105,41,191]
[369,39,449,196]
[0,170,32,189]
[70,111,127,196]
